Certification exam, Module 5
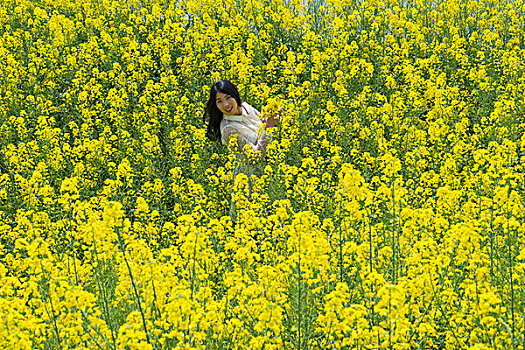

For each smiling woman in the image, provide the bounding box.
[216,92,242,116]
[203,80,282,220]
[203,80,281,157]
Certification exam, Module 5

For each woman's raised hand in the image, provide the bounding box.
[265,107,283,129]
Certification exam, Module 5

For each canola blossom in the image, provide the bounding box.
[0,0,524,348]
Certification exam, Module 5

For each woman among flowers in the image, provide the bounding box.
[203,80,281,156]
[203,79,281,220]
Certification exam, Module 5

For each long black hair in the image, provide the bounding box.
[203,80,242,141]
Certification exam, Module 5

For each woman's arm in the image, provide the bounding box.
[264,107,283,129]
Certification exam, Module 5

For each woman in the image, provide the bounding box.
[203,80,280,156]
[203,79,281,220]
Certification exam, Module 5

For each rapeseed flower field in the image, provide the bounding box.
[1,0,524,348]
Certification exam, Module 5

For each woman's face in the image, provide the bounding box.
[215,92,241,116]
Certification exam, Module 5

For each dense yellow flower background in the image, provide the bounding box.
[1,0,524,348]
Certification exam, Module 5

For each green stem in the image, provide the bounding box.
[506,186,516,349]
[297,229,302,350]
[117,229,151,344]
